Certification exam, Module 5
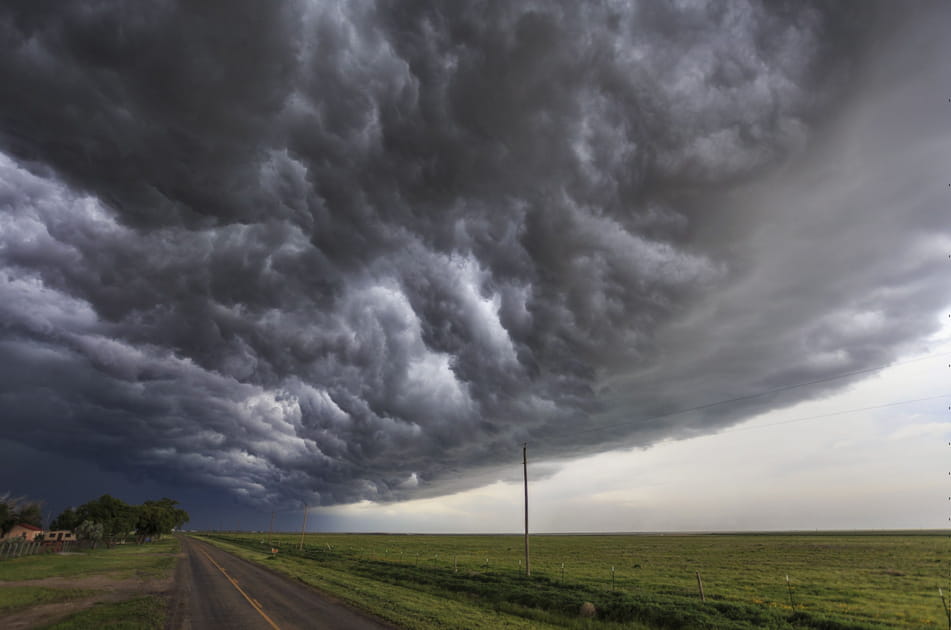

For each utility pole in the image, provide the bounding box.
[298,505,309,551]
[523,443,530,577]
[267,511,275,546]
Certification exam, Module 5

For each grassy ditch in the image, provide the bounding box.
[198,532,948,629]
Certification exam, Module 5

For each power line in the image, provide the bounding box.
[719,393,951,435]
[553,350,951,441]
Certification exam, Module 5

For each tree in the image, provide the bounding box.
[0,492,43,534]
[136,498,189,540]
[75,520,104,549]
[75,495,138,545]
[43,494,190,545]
[50,508,81,531]
[17,503,42,528]
[0,495,16,536]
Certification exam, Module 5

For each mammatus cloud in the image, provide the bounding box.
[0,1,948,508]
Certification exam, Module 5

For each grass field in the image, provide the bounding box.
[0,537,179,582]
[0,587,92,614]
[199,531,951,629]
[41,595,167,630]
[0,538,177,629]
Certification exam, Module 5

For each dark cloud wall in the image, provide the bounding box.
[0,1,948,510]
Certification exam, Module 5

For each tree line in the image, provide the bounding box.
[0,492,42,535]
[2,492,189,546]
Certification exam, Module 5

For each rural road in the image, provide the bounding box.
[168,537,395,630]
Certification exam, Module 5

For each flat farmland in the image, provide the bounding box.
[198,531,950,629]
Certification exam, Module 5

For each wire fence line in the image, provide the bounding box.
[0,539,96,560]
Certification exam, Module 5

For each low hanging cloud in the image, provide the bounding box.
[0,0,948,508]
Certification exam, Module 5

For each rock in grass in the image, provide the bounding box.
[579,602,597,618]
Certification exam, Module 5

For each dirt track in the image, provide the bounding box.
[0,571,173,629]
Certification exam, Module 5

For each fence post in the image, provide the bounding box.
[939,587,950,629]
[696,571,705,602]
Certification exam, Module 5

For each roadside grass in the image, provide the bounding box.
[199,532,949,629]
[0,587,93,614]
[0,538,179,582]
[40,595,166,630]
[192,535,571,630]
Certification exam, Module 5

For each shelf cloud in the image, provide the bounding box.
[0,0,948,509]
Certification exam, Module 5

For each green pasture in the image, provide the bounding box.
[41,595,166,630]
[0,537,179,582]
[0,539,176,629]
[199,531,951,629]
[0,586,92,613]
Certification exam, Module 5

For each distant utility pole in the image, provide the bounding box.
[298,505,309,551]
[267,511,275,545]
[523,443,530,577]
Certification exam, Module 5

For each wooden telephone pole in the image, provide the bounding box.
[523,443,530,577]
[298,505,309,551]
[267,511,275,545]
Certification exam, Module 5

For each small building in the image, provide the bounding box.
[1,523,43,542]
[44,530,77,543]
[41,529,77,550]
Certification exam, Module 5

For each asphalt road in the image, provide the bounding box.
[168,536,395,630]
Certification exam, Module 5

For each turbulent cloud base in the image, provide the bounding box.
[0,1,948,510]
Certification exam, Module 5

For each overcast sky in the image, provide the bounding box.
[0,1,949,533]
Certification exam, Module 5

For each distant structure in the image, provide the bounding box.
[0,525,78,546]
[44,530,77,544]
[41,529,78,551]
[0,523,42,542]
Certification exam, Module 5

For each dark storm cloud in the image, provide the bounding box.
[0,0,948,508]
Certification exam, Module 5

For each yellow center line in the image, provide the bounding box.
[198,547,282,630]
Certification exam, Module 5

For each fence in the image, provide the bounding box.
[0,539,86,560]
[2,540,45,560]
